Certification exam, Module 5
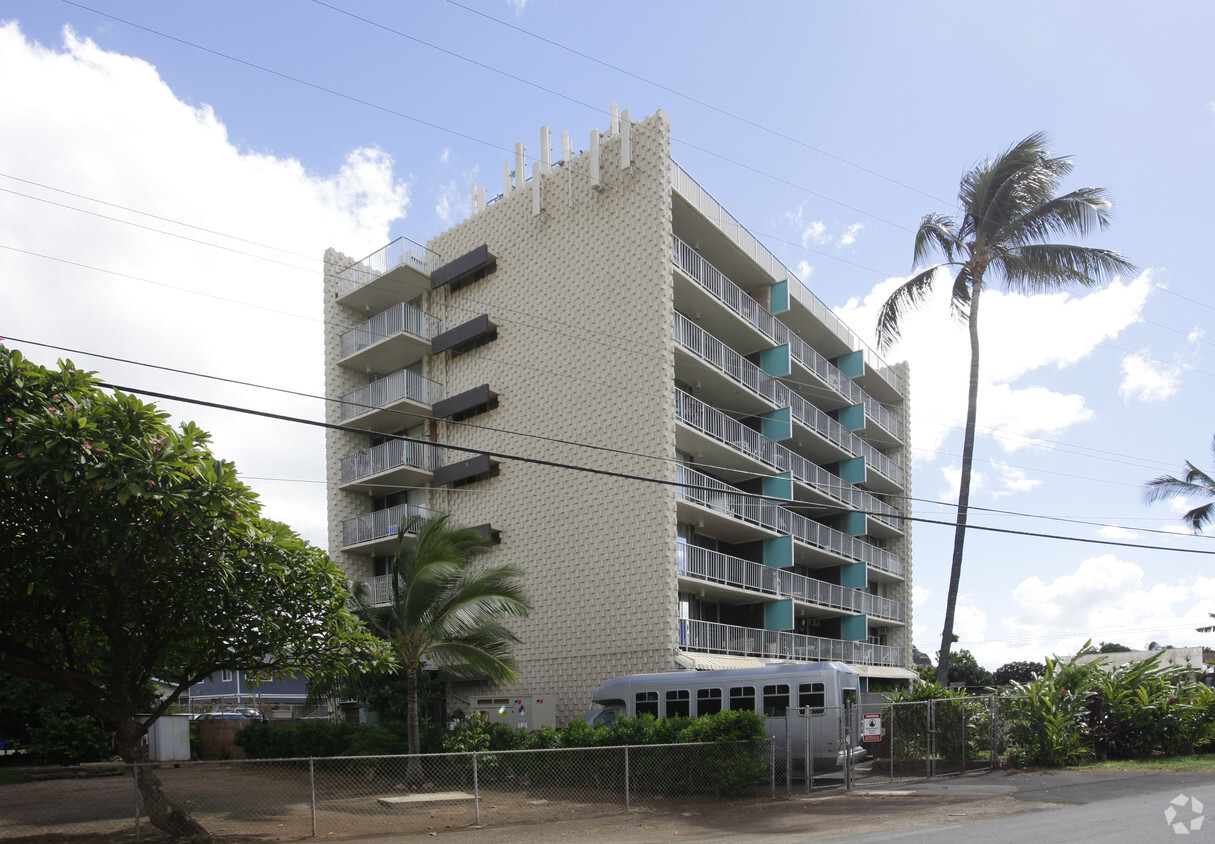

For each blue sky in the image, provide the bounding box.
[2,0,1213,671]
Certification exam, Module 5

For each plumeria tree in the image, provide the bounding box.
[0,346,389,843]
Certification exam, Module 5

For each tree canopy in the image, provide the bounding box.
[0,346,388,841]
[1145,436,1215,533]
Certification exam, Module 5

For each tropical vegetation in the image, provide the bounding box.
[876,134,1134,685]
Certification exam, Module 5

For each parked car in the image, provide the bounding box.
[194,707,266,722]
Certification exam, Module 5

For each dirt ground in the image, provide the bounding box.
[0,762,1050,844]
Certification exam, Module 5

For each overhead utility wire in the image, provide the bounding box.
[87,378,1215,558]
[439,0,954,207]
[63,0,913,241]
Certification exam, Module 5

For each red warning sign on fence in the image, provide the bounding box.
[862,713,883,742]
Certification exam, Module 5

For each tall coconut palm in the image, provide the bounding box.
[876,133,1134,685]
[358,513,531,783]
[1145,436,1215,534]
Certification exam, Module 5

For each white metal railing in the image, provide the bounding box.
[340,438,440,484]
[679,545,904,622]
[670,159,904,398]
[339,301,444,360]
[360,573,398,606]
[339,368,444,422]
[680,618,904,667]
[336,236,441,300]
[674,313,903,488]
[674,390,902,533]
[672,236,904,443]
[341,502,437,548]
[676,465,903,578]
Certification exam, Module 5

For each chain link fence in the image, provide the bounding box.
[0,740,774,841]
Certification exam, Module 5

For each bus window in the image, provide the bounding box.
[762,684,790,716]
[666,689,690,718]
[636,691,659,717]
[729,686,756,712]
[697,688,722,716]
[842,688,857,707]
[798,682,825,715]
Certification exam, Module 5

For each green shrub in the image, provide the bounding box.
[29,712,113,765]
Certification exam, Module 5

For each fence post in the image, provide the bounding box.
[962,699,967,773]
[309,758,317,838]
[888,704,895,782]
[472,752,481,824]
[624,746,630,812]
[990,695,999,771]
[769,738,776,798]
[927,699,935,779]
[133,763,141,843]
[844,700,853,790]
[804,708,811,795]
[784,709,791,796]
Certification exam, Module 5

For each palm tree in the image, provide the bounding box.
[1145,436,1215,533]
[358,513,531,784]
[876,133,1134,685]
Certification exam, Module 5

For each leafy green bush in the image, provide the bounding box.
[29,712,113,765]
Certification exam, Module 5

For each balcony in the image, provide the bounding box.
[679,545,904,623]
[339,438,440,495]
[676,465,904,579]
[674,313,904,491]
[673,235,902,446]
[675,389,903,537]
[336,236,441,313]
[670,159,904,402]
[680,618,904,667]
[341,502,438,555]
[338,302,443,373]
[339,368,444,432]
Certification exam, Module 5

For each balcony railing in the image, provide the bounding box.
[670,160,904,398]
[675,313,903,488]
[677,465,903,578]
[680,545,904,622]
[340,438,440,484]
[336,236,441,300]
[339,368,444,422]
[680,618,904,667]
[673,236,903,443]
[339,301,443,360]
[675,390,902,533]
[341,502,437,548]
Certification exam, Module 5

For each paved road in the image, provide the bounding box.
[329,769,1215,843]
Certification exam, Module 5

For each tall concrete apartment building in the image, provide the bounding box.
[323,108,916,725]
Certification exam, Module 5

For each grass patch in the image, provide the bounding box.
[1079,754,1215,772]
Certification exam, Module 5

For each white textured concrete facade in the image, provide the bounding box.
[324,109,915,725]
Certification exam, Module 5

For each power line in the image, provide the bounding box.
[79,377,1215,558]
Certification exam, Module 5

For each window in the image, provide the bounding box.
[729,685,756,712]
[221,669,233,683]
[697,688,722,716]
[666,689,690,718]
[799,682,825,715]
[635,691,659,717]
[842,688,858,707]
[762,684,790,716]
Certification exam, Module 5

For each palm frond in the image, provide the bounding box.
[875,266,945,351]
[949,266,973,325]
[1011,187,1117,242]
[1145,444,1215,533]
[912,213,959,268]
[998,244,1135,293]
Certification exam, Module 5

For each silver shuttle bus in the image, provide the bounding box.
[588,662,864,769]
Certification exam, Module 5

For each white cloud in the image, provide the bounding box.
[785,206,863,249]
[838,222,863,247]
[0,22,410,546]
[991,462,1042,498]
[796,260,813,280]
[1119,351,1181,402]
[835,270,1153,492]
[912,585,932,606]
[958,559,1215,668]
[940,463,982,502]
